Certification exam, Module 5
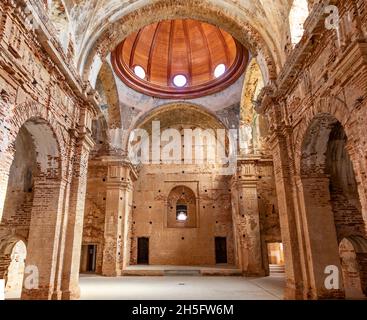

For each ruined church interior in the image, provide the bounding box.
[1,0,367,302]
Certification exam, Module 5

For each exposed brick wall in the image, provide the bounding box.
[0,253,10,279]
[1,127,37,242]
[259,0,367,299]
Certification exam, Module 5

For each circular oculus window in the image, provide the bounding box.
[173,75,187,87]
[134,65,146,79]
[214,64,226,78]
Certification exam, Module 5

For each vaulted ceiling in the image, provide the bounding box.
[62,0,297,74]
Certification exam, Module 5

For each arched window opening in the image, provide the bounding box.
[289,0,309,46]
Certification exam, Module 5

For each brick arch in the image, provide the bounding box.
[294,102,367,298]
[79,0,277,86]
[0,101,71,300]
[96,61,121,129]
[168,185,197,204]
[5,101,67,176]
[0,235,28,255]
[293,97,353,176]
[339,235,367,298]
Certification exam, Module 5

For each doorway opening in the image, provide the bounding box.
[267,242,285,274]
[80,244,97,273]
[215,237,228,264]
[137,237,149,265]
[267,242,284,265]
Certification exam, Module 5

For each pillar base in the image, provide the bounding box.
[21,287,53,300]
[51,290,63,300]
[101,269,122,277]
[61,287,81,300]
[242,269,267,277]
[283,281,304,300]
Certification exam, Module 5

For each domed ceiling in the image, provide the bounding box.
[112,19,248,99]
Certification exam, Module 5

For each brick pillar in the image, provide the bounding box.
[346,142,367,232]
[102,161,134,276]
[0,149,14,222]
[271,131,305,299]
[21,178,66,300]
[299,176,345,299]
[0,96,13,223]
[59,132,94,300]
[234,159,266,276]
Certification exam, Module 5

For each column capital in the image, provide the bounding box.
[236,158,259,183]
[103,160,137,190]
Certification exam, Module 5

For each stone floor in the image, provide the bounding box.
[79,273,285,300]
[122,264,242,276]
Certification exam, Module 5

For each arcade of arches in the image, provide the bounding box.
[1,0,367,300]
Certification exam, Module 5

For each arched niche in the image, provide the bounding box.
[167,186,197,228]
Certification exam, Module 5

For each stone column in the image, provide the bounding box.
[234,159,266,276]
[102,161,134,277]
